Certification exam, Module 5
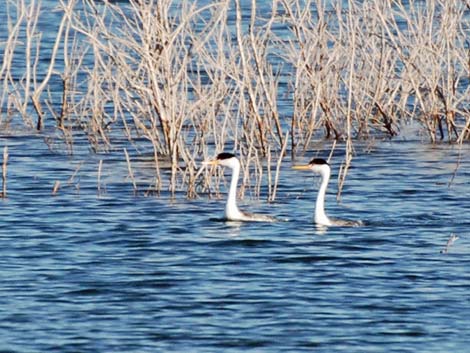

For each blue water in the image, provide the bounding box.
[0,135,469,352]
[2,1,470,352]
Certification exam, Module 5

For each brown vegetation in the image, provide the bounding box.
[1,0,469,198]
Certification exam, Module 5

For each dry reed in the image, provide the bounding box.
[124,148,137,193]
[97,159,103,196]
[1,0,470,199]
[52,180,61,195]
[1,146,8,198]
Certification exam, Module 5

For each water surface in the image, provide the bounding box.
[1,137,469,352]
[1,0,470,351]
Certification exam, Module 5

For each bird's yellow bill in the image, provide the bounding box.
[292,164,310,170]
[202,159,219,166]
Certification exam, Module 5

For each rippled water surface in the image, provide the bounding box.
[2,0,470,351]
[1,136,469,353]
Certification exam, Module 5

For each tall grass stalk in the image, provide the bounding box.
[1,146,8,198]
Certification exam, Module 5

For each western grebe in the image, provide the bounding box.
[204,153,277,222]
[293,158,362,227]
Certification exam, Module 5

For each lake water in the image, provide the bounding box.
[2,0,470,352]
[0,133,469,352]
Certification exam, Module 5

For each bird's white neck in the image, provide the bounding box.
[315,167,332,226]
[225,161,243,219]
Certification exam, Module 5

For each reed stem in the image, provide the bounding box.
[2,146,8,198]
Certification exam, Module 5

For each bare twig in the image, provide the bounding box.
[124,148,137,193]
[270,131,289,201]
[441,233,459,254]
[1,147,8,198]
[52,181,61,195]
[97,159,103,195]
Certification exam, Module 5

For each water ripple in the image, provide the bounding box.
[1,143,470,351]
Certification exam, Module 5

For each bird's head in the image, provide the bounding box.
[203,152,240,169]
[292,158,330,174]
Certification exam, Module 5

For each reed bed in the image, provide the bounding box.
[1,0,470,198]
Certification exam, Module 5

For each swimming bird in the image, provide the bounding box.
[292,158,362,227]
[203,153,277,222]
